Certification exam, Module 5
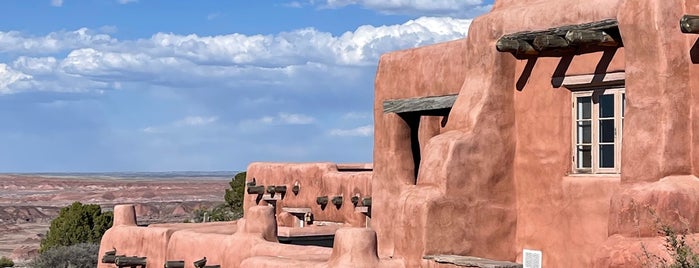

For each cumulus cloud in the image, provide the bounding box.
[329,125,373,137]
[0,28,116,54]
[0,16,470,95]
[0,64,32,94]
[313,0,491,18]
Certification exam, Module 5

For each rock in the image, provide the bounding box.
[11,245,38,261]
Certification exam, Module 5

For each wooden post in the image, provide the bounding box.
[532,34,570,51]
[681,15,699,34]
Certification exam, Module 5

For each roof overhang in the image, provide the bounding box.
[496,19,622,59]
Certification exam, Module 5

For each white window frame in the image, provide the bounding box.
[571,87,625,174]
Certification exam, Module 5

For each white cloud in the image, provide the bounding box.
[0,64,32,94]
[117,0,138,4]
[51,0,63,7]
[175,116,218,127]
[0,16,469,94]
[142,116,218,134]
[257,113,316,125]
[329,125,373,137]
[284,1,304,8]
[316,0,491,18]
[207,13,222,21]
[0,28,116,54]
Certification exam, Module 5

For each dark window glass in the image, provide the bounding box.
[600,144,615,168]
[578,145,592,168]
[599,94,614,118]
[599,119,615,143]
[577,97,591,120]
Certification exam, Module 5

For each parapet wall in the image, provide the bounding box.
[244,162,372,227]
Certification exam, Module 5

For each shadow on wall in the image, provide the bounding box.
[691,38,699,64]
[517,47,620,91]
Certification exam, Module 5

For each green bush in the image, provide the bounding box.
[39,202,113,253]
[28,243,99,268]
[0,256,14,267]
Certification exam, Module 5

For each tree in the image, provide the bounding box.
[224,171,246,215]
[39,202,113,253]
[0,256,14,267]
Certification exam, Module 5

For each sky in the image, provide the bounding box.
[0,0,493,172]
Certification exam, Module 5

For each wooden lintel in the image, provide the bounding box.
[383,94,457,114]
[565,30,618,46]
[681,15,699,34]
[532,34,570,51]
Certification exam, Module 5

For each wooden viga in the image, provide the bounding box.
[681,15,699,34]
[115,256,147,268]
[496,19,622,59]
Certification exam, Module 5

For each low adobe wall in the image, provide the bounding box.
[244,162,372,227]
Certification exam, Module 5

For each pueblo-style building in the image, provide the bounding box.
[98,0,699,267]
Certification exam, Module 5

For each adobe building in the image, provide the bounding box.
[98,0,699,267]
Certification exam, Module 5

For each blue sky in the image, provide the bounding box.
[0,0,492,172]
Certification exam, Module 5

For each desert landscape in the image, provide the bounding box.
[0,173,233,264]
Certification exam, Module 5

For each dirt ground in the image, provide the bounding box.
[0,174,232,264]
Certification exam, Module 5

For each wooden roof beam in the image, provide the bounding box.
[496,39,538,57]
[383,94,457,114]
[496,19,621,59]
[681,15,699,34]
[565,30,618,46]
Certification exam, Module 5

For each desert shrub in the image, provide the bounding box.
[39,202,113,253]
[0,256,14,267]
[28,243,99,268]
[642,219,699,268]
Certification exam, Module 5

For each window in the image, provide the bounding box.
[572,88,625,174]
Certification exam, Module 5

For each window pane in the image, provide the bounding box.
[600,144,615,168]
[577,97,591,119]
[577,121,591,143]
[577,145,591,168]
[599,119,615,143]
[600,94,614,118]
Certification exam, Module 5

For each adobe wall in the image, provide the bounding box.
[244,162,372,227]
[372,0,624,266]
[512,51,623,267]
